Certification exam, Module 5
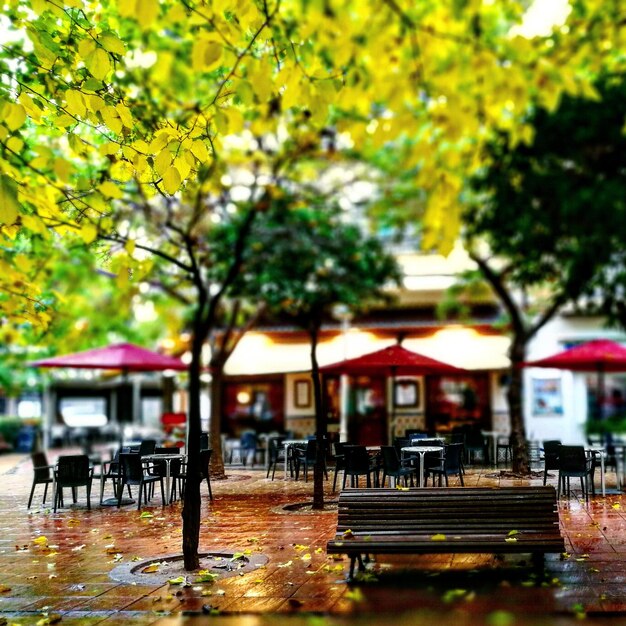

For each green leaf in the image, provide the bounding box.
[0,175,19,225]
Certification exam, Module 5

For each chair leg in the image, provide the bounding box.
[206,476,212,500]
[28,483,37,509]
[160,479,165,505]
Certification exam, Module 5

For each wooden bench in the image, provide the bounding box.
[326,487,565,578]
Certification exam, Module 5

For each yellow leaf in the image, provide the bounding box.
[3,103,27,131]
[154,147,172,177]
[142,563,160,573]
[161,166,181,195]
[0,174,20,226]
[115,103,134,129]
[136,0,160,27]
[168,575,187,585]
[507,530,519,536]
[100,33,126,56]
[65,90,86,117]
[190,140,210,162]
[33,536,48,546]
[6,136,24,153]
[98,181,123,198]
[125,239,135,255]
[101,106,122,134]
[612,503,621,510]
[504,537,518,543]
[431,534,446,541]
[99,142,119,156]
[85,47,111,81]
[118,0,137,18]
[79,223,98,245]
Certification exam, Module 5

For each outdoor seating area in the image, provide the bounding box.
[2,447,626,624]
[26,438,214,512]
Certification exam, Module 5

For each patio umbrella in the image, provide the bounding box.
[31,342,188,373]
[320,344,466,377]
[523,339,626,419]
[30,341,187,432]
[31,342,188,505]
[320,344,466,433]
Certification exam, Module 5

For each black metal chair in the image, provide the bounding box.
[98,447,129,504]
[464,429,488,465]
[266,436,287,481]
[542,440,562,486]
[28,451,54,509]
[118,453,165,510]
[557,445,594,500]
[380,445,416,487]
[342,445,379,488]
[295,438,328,482]
[496,436,512,465]
[53,454,93,512]
[425,443,465,487]
[199,448,213,500]
[331,441,348,492]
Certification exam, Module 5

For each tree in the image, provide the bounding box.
[464,74,626,473]
[234,199,399,508]
[0,0,621,569]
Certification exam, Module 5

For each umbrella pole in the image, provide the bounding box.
[390,367,397,441]
[597,365,605,421]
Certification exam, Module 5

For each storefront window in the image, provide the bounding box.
[426,375,490,432]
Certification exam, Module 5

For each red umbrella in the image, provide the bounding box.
[320,344,466,376]
[31,343,187,502]
[524,339,626,419]
[30,342,187,372]
[321,344,465,435]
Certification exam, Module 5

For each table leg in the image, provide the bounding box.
[601,453,605,497]
[418,452,425,488]
[166,459,172,505]
[284,444,289,481]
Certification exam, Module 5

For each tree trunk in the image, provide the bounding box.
[309,321,326,510]
[181,323,205,571]
[508,337,530,474]
[209,366,226,479]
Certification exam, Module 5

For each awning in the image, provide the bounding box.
[224,327,510,376]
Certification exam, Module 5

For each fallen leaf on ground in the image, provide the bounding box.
[431,534,446,541]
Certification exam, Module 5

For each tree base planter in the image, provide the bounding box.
[273,500,338,515]
[109,551,268,585]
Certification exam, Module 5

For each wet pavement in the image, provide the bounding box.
[0,449,625,625]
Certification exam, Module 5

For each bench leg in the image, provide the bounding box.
[349,556,357,579]
[532,552,545,576]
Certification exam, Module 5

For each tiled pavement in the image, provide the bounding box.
[0,449,625,625]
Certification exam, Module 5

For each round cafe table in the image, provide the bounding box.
[401,445,444,488]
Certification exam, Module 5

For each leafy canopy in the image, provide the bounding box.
[1,0,621,331]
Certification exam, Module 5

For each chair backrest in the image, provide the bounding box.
[119,453,144,481]
[31,451,51,481]
[344,446,371,473]
[558,445,587,472]
[56,454,91,484]
[465,429,485,447]
[138,439,157,456]
[393,437,411,454]
[405,429,427,439]
[155,446,179,455]
[380,446,401,472]
[240,431,258,450]
[200,432,209,450]
[333,441,347,457]
[443,443,463,472]
[200,448,212,478]
[543,440,561,469]
[267,437,284,461]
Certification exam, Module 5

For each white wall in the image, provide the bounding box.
[524,315,626,445]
